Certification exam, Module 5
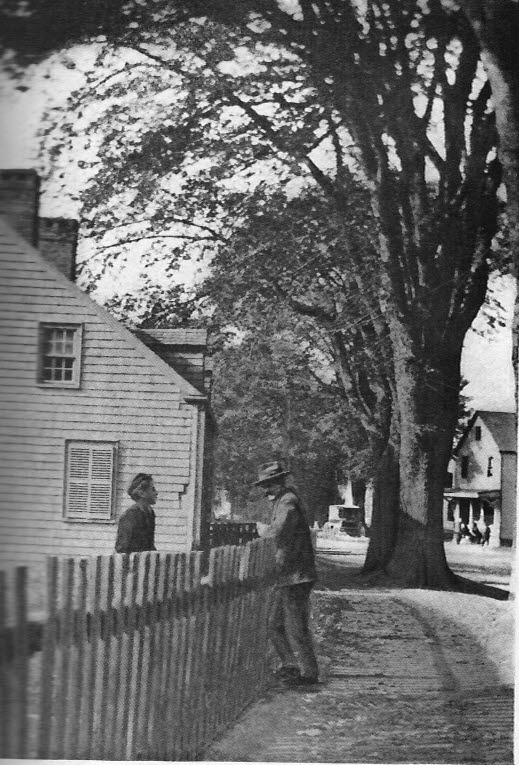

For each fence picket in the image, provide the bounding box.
[106,554,128,759]
[129,552,151,758]
[141,554,161,758]
[205,547,221,740]
[53,558,75,758]
[218,547,235,732]
[36,558,58,758]
[83,556,102,759]
[225,547,242,718]
[0,571,9,757]
[119,554,140,760]
[185,552,202,759]
[67,557,88,758]
[153,553,172,759]
[174,555,190,759]
[95,555,115,759]
[13,568,28,757]
[164,553,184,759]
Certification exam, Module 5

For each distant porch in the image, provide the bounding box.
[444,489,501,546]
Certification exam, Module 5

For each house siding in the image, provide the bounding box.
[445,412,517,545]
[454,416,501,492]
[0,226,203,568]
[501,452,516,543]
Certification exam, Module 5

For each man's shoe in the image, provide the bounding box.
[273,666,300,680]
[287,675,322,690]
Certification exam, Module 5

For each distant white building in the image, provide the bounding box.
[444,411,517,546]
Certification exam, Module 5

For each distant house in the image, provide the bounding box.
[444,411,517,546]
[0,169,213,569]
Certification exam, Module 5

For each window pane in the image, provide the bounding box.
[41,325,80,384]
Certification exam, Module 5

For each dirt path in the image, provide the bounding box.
[204,552,514,764]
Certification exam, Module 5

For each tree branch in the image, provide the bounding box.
[96,233,218,251]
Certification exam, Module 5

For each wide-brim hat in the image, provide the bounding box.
[254,461,290,486]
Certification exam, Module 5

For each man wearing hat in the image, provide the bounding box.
[115,473,158,553]
[254,461,319,686]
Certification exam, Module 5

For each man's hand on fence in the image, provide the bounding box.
[255,522,270,537]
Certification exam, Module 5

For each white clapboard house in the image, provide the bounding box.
[0,169,213,569]
[444,410,517,546]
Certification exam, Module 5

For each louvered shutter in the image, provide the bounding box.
[65,442,116,520]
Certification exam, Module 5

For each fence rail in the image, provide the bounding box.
[208,521,259,548]
[0,538,276,760]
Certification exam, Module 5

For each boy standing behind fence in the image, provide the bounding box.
[254,461,320,687]
[115,473,158,553]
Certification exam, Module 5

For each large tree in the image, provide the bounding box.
[1,0,512,586]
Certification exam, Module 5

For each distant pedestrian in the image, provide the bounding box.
[115,473,158,553]
[460,522,472,543]
[481,522,491,547]
[471,522,483,544]
[254,461,319,687]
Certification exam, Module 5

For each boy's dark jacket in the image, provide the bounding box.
[115,504,156,553]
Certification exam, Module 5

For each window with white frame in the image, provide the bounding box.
[64,441,117,521]
[39,324,82,386]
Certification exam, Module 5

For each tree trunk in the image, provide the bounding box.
[460,0,519,266]
[384,325,462,588]
[363,417,400,573]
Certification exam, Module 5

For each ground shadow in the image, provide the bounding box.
[316,553,510,600]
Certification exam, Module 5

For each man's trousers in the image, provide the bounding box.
[270,581,318,680]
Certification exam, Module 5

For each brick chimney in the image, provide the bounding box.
[38,217,79,281]
[0,169,40,246]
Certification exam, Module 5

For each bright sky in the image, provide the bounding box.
[0,65,516,414]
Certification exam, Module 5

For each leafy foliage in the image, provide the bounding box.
[211,314,377,523]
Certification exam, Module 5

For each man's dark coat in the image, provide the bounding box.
[266,488,316,586]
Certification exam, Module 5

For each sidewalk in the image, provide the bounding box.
[204,546,514,764]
